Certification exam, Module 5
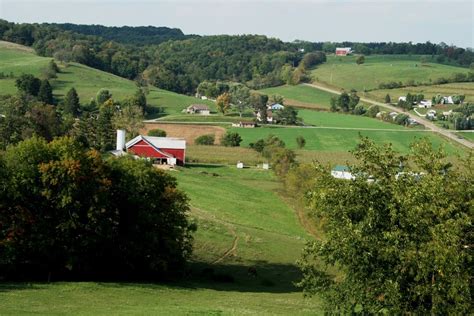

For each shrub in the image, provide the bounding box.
[366,105,380,118]
[195,134,215,145]
[147,128,166,137]
[353,105,366,115]
[296,136,306,149]
[221,132,242,147]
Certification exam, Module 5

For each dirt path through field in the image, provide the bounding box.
[190,206,239,264]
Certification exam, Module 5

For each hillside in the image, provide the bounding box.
[311,55,470,92]
[0,41,215,116]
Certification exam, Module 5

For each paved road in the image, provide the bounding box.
[303,83,474,149]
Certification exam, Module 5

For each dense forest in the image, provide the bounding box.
[51,23,195,45]
[0,20,472,94]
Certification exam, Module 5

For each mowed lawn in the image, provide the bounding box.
[0,41,215,117]
[229,126,462,154]
[311,55,470,91]
[367,82,474,104]
[0,165,322,315]
[260,84,336,109]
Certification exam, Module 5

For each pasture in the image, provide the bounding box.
[298,109,406,129]
[0,41,215,118]
[229,126,462,154]
[0,165,323,315]
[311,55,470,92]
[260,84,336,109]
[366,82,474,104]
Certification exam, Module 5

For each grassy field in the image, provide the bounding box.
[229,126,462,154]
[366,82,474,104]
[311,55,470,92]
[260,84,337,110]
[298,109,406,129]
[187,145,359,166]
[0,165,323,315]
[457,132,474,142]
[0,41,215,118]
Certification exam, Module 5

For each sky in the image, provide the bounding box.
[0,0,472,48]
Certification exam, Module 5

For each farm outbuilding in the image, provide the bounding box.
[331,165,354,180]
[126,135,186,166]
[231,121,256,128]
[113,130,186,166]
[335,47,352,56]
[186,104,210,115]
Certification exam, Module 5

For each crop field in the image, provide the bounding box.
[260,84,337,109]
[366,82,474,104]
[0,41,215,118]
[311,55,470,92]
[229,126,462,154]
[142,123,226,144]
[0,165,323,315]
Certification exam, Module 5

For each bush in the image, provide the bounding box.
[366,105,380,118]
[221,132,242,147]
[147,128,166,137]
[296,136,306,149]
[195,134,215,145]
[353,105,366,115]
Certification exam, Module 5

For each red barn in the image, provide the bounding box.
[335,47,352,56]
[125,135,186,166]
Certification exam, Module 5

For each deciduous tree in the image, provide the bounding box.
[216,92,231,115]
[297,138,472,314]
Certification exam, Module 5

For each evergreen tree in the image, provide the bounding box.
[64,87,80,116]
[97,99,116,151]
[96,89,112,105]
[385,94,391,103]
[132,89,147,112]
[38,79,54,104]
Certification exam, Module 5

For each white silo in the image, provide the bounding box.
[116,129,126,151]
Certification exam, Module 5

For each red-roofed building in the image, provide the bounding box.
[113,130,186,166]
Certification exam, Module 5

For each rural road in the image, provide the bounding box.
[303,83,474,149]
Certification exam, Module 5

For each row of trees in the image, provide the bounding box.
[0,75,148,151]
[0,137,195,280]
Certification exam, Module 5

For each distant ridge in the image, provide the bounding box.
[50,23,197,45]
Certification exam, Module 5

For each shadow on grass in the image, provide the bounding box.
[182,163,224,169]
[0,261,303,294]
[0,283,45,293]
[83,261,303,294]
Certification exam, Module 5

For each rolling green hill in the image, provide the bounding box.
[260,84,337,110]
[311,55,470,92]
[0,41,215,117]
